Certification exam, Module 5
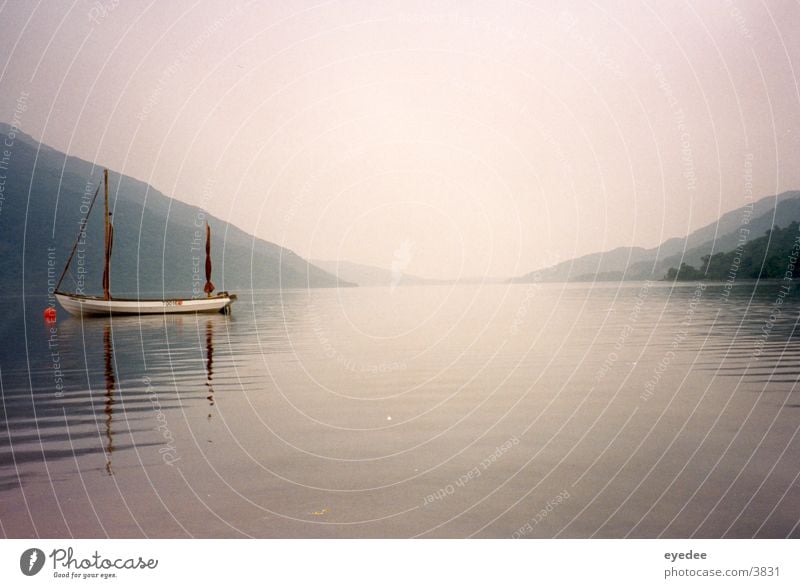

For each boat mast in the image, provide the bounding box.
[204,221,215,297]
[102,169,111,300]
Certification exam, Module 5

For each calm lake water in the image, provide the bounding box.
[1,282,799,538]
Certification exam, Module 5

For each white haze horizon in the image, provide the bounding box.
[1,1,798,280]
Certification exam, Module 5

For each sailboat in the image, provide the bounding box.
[55,169,237,316]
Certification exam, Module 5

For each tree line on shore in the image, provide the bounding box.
[665,221,800,281]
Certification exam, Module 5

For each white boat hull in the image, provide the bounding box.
[55,292,236,316]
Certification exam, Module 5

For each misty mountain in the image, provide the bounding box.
[310,259,509,286]
[310,259,446,287]
[513,190,800,283]
[0,123,352,298]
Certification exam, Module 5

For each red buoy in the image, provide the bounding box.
[44,307,56,322]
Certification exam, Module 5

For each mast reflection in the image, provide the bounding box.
[205,318,215,419]
[103,321,115,475]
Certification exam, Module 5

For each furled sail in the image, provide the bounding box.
[204,221,215,296]
[102,221,113,300]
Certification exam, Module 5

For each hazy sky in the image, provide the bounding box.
[1,0,798,279]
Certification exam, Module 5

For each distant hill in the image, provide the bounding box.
[513,191,800,283]
[310,259,446,287]
[310,259,507,286]
[511,245,653,283]
[0,123,352,298]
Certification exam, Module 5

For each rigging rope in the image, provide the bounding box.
[54,183,101,293]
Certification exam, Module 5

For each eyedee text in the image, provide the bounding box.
[664,550,707,563]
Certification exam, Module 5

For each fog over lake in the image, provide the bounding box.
[2,282,798,538]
